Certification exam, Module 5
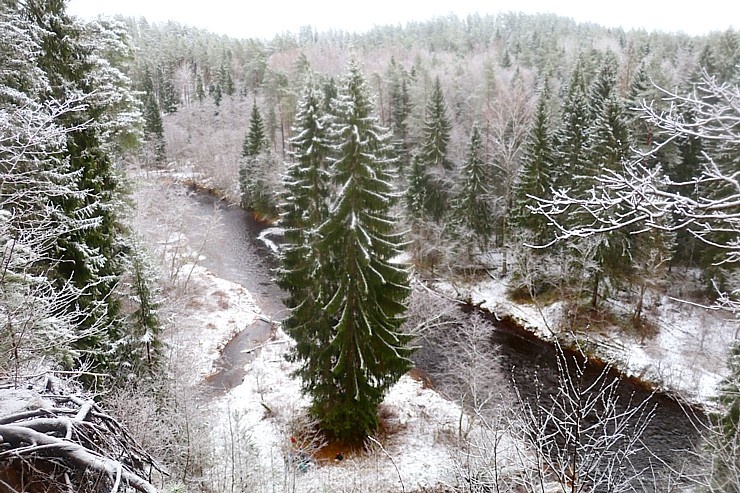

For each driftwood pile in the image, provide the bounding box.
[0,380,162,493]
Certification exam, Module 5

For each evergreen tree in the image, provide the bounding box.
[0,5,86,374]
[23,0,139,377]
[451,123,493,253]
[278,75,334,416]
[555,58,593,197]
[125,240,163,373]
[419,76,453,171]
[387,57,412,169]
[405,154,431,223]
[511,84,556,245]
[242,102,268,158]
[301,58,413,442]
[219,60,235,96]
[212,82,222,107]
[323,76,338,113]
[159,64,179,113]
[413,76,454,221]
[142,68,166,165]
[239,103,277,217]
[195,73,205,102]
[582,57,636,306]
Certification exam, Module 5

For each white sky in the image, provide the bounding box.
[67,0,737,40]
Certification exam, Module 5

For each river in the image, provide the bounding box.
[164,181,706,489]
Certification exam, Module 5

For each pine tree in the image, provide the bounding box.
[451,123,493,253]
[301,58,413,442]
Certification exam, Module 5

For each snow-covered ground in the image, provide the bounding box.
[164,242,471,491]
[438,276,737,407]
[142,191,470,492]
[136,170,733,492]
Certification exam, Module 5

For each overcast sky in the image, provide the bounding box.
[67,0,737,39]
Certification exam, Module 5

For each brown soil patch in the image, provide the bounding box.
[407,368,434,389]
[212,290,230,309]
[313,440,361,464]
[306,403,409,466]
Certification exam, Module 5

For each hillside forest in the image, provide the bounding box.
[1,1,739,492]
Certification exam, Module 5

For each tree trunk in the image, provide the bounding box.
[591,271,600,308]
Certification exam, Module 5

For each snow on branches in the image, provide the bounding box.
[0,381,162,493]
[532,71,740,313]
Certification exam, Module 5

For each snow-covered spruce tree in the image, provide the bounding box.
[405,154,431,225]
[278,73,335,411]
[239,102,279,218]
[554,58,593,202]
[158,63,179,114]
[243,102,269,159]
[416,76,453,220]
[0,6,96,379]
[509,82,559,296]
[510,82,556,246]
[141,67,166,165]
[308,58,412,442]
[22,0,143,379]
[387,57,412,169]
[123,239,163,374]
[581,67,635,306]
[450,123,493,259]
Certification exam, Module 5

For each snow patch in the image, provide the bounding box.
[219,327,466,492]
[437,277,735,407]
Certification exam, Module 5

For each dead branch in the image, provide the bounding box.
[0,386,163,493]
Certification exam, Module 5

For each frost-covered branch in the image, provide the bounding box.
[0,387,161,493]
[532,71,740,273]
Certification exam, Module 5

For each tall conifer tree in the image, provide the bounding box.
[304,58,412,442]
[511,84,556,245]
[420,76,453,171]
[24,0,138,375]
[451,123,493,253]
[278,74,333,390]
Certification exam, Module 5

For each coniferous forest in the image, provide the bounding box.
[1,1,740,491]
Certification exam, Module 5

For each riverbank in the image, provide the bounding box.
[129,169,486,491]
[435,275,736,409]
[145,165,734,409]
[132,167,716,491]
[169,164,733,410]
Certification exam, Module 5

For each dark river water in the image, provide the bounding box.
[174,184,706,487]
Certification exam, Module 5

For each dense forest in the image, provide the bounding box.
[127,10,739,323]
[1,1,739,491]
